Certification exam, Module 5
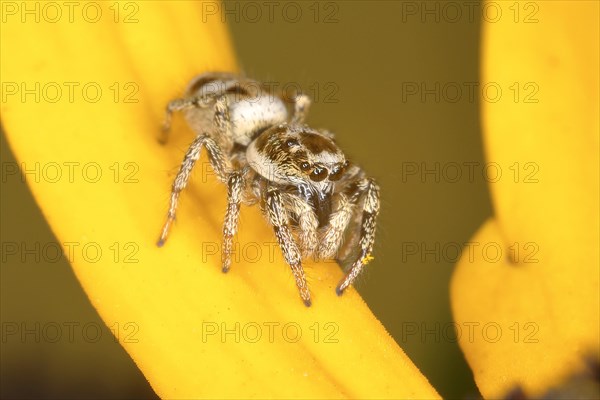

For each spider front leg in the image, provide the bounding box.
[318,194,354,260]
[265,189,312,307]
[281,192,319,258]
[336,178,380,295]
[335,211,361,265]
[157,134,230,247]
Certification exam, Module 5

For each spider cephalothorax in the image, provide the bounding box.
[157,72,380,306]
[247,124,347,186]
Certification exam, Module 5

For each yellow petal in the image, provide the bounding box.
[1,2,439,398]
[451,1,599,398]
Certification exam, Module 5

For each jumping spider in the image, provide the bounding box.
[157,72,380,307]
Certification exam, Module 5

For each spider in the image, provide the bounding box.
[156,72,380,307]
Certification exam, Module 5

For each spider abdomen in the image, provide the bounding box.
[228,95,288,146]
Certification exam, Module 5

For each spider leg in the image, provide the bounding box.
[265,189,312,307]
[334,165,366,263]
[157,134,230,247]
[213,95,234,150]
[318,194,354,260]
[291,93,311,124]
[335,211,361,265]
[336,178,380,295]
[160,93,217,144]
[281,192,319,258]
[221,172,244,273]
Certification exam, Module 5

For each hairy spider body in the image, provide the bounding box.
[157,72,380,306]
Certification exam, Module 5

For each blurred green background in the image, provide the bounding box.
[1,1,490,398]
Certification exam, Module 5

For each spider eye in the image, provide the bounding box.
[310,165,328,182]
[299,161,311,171]
[284,139,299,148]
[329,161,347,181]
